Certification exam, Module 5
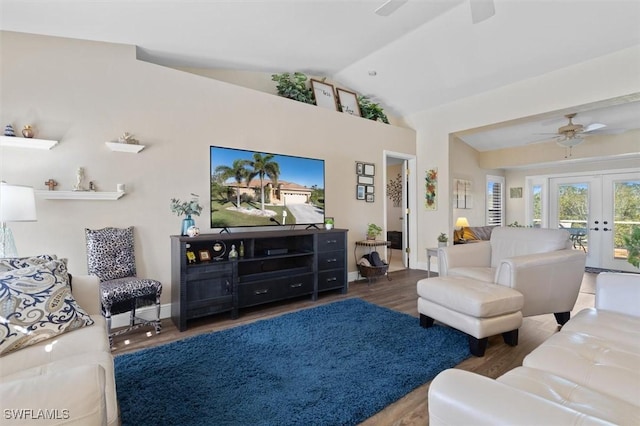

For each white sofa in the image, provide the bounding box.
[428,272,640,425]
[0,275,119,426]
[438,227,586,324]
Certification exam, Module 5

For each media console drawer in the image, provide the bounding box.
[238,273,314,308]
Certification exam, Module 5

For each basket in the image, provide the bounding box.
[357,263,389,278]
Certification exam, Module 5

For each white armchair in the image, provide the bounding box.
[438,227,586,324]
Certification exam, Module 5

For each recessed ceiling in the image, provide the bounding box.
[1,0,639,150]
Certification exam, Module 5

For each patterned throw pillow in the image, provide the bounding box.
[0,260,94,356]
[85,227,136,282]
[0,254,59,273]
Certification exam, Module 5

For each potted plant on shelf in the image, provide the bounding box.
[271,72,315,104]
[170,194,203,236]
[437,232,449,247]
[367,223,383,240]
[623,226,640,268]
[358,96,389,124]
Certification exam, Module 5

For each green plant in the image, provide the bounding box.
[271,72,315,104]
[170,194,203,217]
[367,223,383,239]
[324,217,334,225]
[358,96,389,124]
[623,226,640,268]
[437,233,448,243]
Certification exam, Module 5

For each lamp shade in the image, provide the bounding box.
[0,182,37,222]
[455,217,470,228]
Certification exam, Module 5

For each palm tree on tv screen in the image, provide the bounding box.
[215,159,250,208]
[248,153,280,211]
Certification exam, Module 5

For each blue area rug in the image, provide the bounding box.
[114,298,469,426]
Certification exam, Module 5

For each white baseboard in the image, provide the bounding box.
[110,303,172,329]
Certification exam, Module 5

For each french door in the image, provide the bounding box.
[549,172,639,272]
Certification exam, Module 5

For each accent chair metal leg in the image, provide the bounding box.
[130,299,136,327]
[155,294,162,334]
[103,304,113,348]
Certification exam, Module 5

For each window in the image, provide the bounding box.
[486,175,504,226]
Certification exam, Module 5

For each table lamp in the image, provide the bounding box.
[0,182,37,257]
[455,217,470,229]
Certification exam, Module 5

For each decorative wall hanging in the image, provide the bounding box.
[356,161,376,202]
[425,168,438,210]
[454,178,472,209]
[387,173,402,207]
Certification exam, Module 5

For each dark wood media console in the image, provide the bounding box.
[170,228,348,331]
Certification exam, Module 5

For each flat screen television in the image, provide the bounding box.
[210,146,325,229]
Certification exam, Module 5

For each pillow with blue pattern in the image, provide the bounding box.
[0,259,94,356]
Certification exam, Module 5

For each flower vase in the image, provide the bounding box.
[181,215,196,236]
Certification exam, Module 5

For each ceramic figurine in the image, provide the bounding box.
[22,125,34,138]
[74,167,86,191]
[4,124,16,137]
[186,226,200,237]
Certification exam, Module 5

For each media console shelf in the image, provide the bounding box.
[170,228,348,331]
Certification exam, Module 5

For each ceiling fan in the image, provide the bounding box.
[540,113,607,148]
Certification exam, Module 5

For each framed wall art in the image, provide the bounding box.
[366,194,375,203]
[454,178,473,209]
[356,162,364,175]
[337,88,361,116]
[356,185,365,200]
[425,168,438,210]
[366,186,374,194]
[363,163,375,176]
[311,79,338,111]
[358,175,374,185]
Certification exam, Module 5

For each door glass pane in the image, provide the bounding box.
[613,180,640,261]
[532,184,542,228]
[557,183,588,252]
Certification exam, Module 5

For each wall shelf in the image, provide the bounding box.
[105,142,145,153]
[36,190,125,200]
[0,136,59,150]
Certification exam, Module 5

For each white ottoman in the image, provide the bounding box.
[417,276,524,356]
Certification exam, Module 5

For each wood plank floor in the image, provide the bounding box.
[111,269,596,426]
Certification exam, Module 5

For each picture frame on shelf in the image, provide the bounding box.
[366,186,374,194]
[356,185,365,200]
[356,162,364,175]
[366,194,375,203]
[310,79,338,111]
[363,163,375,176]
[337,88,361,116]
[357,175,374,185]
[198,249,212,262]
[186,250,197,264]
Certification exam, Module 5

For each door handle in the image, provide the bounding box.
[589,227,599,231]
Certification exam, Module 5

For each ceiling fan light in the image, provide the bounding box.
[557,135,584,148]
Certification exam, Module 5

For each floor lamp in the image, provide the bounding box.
[0,182,37,258]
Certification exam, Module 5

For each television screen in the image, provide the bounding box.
[210,146,325,229]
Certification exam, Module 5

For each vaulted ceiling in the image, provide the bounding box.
[1,0,639,150]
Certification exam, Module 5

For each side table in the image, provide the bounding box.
[426,247,439,278]
[355,240,392,282]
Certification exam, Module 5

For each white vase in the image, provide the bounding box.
[438,241,447,247]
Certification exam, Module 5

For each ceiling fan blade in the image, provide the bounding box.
[470,0,495,24]
[583,123,607,133]
[374,0,408,16]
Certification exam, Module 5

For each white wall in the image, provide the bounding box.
[407,45,640,268]
[0,31,416,306]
